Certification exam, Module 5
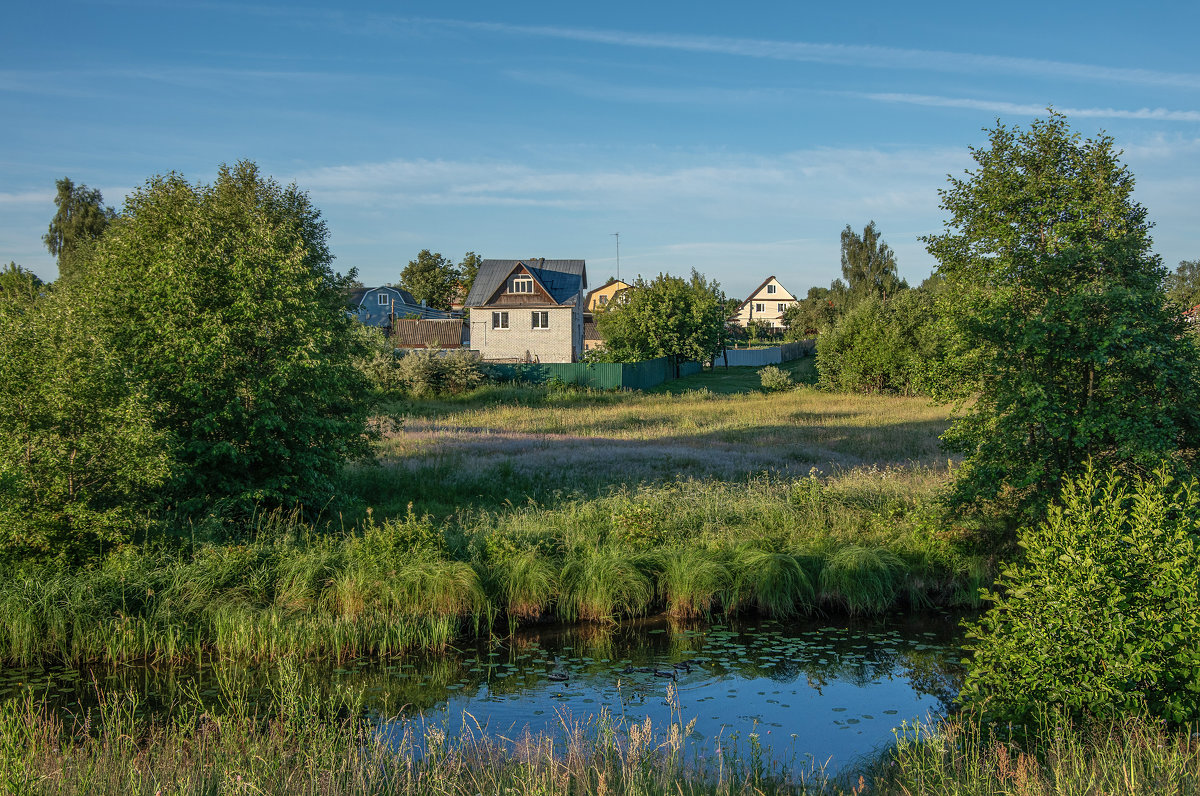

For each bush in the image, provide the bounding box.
[758,365,794,392]
[960,464,1200,726]
[394,349,487,397]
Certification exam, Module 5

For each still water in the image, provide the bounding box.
[0,611,966,773]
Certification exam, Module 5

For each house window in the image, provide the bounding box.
[377,293,389,305]
[755,303,764,313]
[767,284,776,294]
[532,311,549,329]
[778,303,786,313]
[492,311,509,329]
[511,277,534,294]
[598,295,609,306]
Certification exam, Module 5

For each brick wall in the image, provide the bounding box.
[470,306,578,362]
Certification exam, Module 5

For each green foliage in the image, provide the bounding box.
[745,318,772,345]
[816,290,946,395]
[399,249,460,310]
[0,263,43,300]
[1165,258,1200,310]
[458,251,483,296]
[840,221,906,306]
[595,270,727,364]
[757,365,794,392]
[926,113,1200,522]
[780,285,840,339]
[43,177,116,282]
[75,161,370,517]
[727,547,813,617]
[0,283,169,564]
[818,545,907,615]
[393,349,487,397]
[559,545,653,622]
[960,464,1200,726]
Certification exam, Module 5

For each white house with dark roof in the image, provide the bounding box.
[465,258,586,362]
[731,276,797,330]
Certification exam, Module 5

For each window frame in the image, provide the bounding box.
[766,284,776,294]
[510,277,534,294]
[377,293,390,305]
[531,311,549,330]
[492,311,509,329]
[755,303,765,313]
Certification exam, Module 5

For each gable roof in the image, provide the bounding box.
[464,259,587,307]
[735,275,795,312]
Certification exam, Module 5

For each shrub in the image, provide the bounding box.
[960,464,1200,726]
[395,349,487,397]
[758,365,794,392]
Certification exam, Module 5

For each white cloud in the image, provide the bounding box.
[856,92,1200,122]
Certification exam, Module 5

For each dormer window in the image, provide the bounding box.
[511,277,534,294]
[766,284,776,294]
[377,293,389,305]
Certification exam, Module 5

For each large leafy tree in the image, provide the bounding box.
[458,251,483,298]
[77,161,370,516]
[840,221,905,306]
[43,177,116,282]
[399,249,460,310]
[1165,258,1200,310]
[926,113,1200,522]
[0,275,168,564]
[595,270,727,365]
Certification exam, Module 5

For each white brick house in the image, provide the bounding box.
[465,259,586,362]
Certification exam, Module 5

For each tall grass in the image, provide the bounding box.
[819,545,908,615]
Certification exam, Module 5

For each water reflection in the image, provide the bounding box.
[0,611,965,772]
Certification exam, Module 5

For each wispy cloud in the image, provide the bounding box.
[856,92,1200,122]
[502,69,790,105]
[442,20,1200,90]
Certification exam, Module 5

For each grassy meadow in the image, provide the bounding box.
[0,359,994,667]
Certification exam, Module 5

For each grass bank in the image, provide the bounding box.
[2,684,1196,795]
[0,366,995,666]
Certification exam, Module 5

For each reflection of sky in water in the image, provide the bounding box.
[383,615,964,773]
[0,613,964,776]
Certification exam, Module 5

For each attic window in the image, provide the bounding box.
[767,284,776,294]
[511,277,534,294]
[377,293,389,305]
[598,295,609,305]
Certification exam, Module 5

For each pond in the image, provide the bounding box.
[0,611,967,774]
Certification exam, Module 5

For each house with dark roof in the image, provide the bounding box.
[730,276,797,330]
[464,258,586,362]
[348,286,459,328]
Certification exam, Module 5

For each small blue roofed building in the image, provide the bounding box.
[348,286,460,329]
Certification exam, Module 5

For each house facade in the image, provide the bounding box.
[585,279,630,313]
[348,286,458,327]
[730,276,797,329]
[464,259,586,363]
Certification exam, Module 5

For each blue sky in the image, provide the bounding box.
[4,1,1199,299]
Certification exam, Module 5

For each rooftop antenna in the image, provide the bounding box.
[612,232,620,282]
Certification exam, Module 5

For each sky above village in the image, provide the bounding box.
[3,0,1199,299]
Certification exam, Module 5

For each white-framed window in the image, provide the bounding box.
[511,277,534,294]
[492,311,509,329]
[532,311,549,329]
[766,284,776,294]
[755,303,764,313]
[778,303,786,313]
[377,293,389,305]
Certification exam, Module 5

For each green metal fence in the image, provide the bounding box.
[489,356,700,390]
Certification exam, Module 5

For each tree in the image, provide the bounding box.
[399,250,460,310]
[961,465,1200,726]
[926,113,1200,522]
[458,251,484,297]
[781,285,842,339]
[1165,258,1200,310]
[840,221,905,307]
[595,270,727,366]
[0,263,43,302]
[76,161,370,516]
[43,177,116,282]
[0,276,168,564]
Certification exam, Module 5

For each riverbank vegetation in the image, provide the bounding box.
[2,683,1196,795]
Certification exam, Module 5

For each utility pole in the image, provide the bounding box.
[612,232,620,282]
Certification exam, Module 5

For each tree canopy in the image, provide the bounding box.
[399,250,459,310]
[840,221,905,306]
[1165,258,1200,310]
[43,177,116,282]
[594,270,727,365]
[458,251,483,298]
[926,112,1200,522]
[74,161,370,517]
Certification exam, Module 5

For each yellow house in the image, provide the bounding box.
[585,279,631,313]
[731,276,797,329]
